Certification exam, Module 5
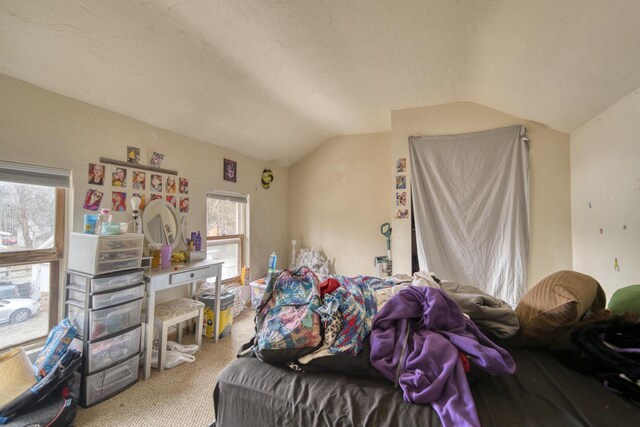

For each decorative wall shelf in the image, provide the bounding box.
[99,157,178,176]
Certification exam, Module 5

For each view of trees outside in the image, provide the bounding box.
[0,182,55,349]
[206,198,238,236]
[206,198,241,279]
[0,182,55,250]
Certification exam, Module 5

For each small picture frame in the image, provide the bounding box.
[396,192,407,206]
[150,174,163,192]
[166,195,177,208]
[88,163,105,186]
[150,194,162,202]
[166,176,177,194]
[179,177,189,194]
[150,152,165,168]
[224,158,237,182]
[179,197,189,213]
[132,171,146,190]
[83,189,103,211]
[127,146,141,164]
[112,191,127,212]
[396,175,406,190]
[396,158,407,173]
[112,167,127,188]
[395,209,409,219]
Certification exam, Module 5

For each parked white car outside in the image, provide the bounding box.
[0,298,41,324]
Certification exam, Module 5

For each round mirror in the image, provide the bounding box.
[142,199,182,250]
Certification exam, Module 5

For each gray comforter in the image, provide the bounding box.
[440,281,519,338]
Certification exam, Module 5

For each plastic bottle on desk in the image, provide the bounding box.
[195,231,202,251]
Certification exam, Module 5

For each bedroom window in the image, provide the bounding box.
[206,192,248,283]
[0,161,69,351]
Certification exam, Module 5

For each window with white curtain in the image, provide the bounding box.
[0,160,69,350]
[206,192,248,282]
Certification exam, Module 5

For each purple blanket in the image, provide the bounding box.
[370,286,516,427]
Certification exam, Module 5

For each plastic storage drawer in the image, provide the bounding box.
[68,233,143,275]
[68,284,145,310]
[67,270,144,294]
[86,326,141,373]
[68,299,142,341]
[79,354,139,406]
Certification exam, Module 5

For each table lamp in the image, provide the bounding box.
[130,196,142,234]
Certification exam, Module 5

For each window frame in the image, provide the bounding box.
[206,193,247,284]
[0,188,65,350]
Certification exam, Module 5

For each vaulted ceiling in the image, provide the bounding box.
[1,1,639,166]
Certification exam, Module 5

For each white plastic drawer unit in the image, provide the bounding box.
[68,269,144,294]
[76,354,140,406]
[86,326,141,373]
[68,233,143,275]
[67,284,145,310]
[68,298,143,341]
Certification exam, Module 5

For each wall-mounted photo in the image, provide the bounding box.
[132,171,146,190]
[179,177,189,194]
[396,175,406,190]
[112,191,127,212]
[166,176,177,194]
[112,167,127,188]
[396,158,407,173]
[179,197,189,213]
[150,152,164,168]
[224,158,237,182]
[166,195,176,208]
[127,146,140,164]
[83,189,103,211]
[88,163,105,186]
[395,208,409,219]
[150,174,162,192]
[150,194,162,202]
[396,192,407,206]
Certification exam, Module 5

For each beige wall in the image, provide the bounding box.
[0,73,289,303]
[570,88,640,300]
[390,102,573,288]
[290,102,573,289]
[289,132,391,276]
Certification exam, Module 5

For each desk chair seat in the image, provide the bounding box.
[154,298,204,372]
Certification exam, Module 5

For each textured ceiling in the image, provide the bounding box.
[1,1,640,166]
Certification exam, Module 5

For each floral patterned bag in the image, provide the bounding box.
[255,267,323,363]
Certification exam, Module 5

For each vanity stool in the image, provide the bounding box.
[154,298,205,372]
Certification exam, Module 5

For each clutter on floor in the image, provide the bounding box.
[0,318,82,425]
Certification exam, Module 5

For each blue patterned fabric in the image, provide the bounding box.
[322,275,389,355]
[256,268,323,357]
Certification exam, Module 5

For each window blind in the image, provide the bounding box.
[207,191,248,204]
[0,160,71,189]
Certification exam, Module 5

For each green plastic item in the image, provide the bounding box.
[608,284,640,315]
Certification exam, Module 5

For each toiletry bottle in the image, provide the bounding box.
[268,252,277,273]
[196,231,202,251]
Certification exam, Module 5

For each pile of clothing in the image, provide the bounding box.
[243,268,520,426]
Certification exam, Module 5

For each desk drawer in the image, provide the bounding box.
[170,267,210,285]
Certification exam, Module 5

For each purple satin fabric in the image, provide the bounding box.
[370,286,516,427]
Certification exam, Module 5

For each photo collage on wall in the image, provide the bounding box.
[83,149,189,213]
[395,158,408,219]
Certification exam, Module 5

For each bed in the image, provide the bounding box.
[214,270,639,426]
[213,341,640,427]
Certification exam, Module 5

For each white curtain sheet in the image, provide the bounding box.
[409,125,529,306]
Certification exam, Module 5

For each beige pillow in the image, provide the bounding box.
[515,270,606,348]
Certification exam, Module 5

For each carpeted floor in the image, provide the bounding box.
[75,309,255,427]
